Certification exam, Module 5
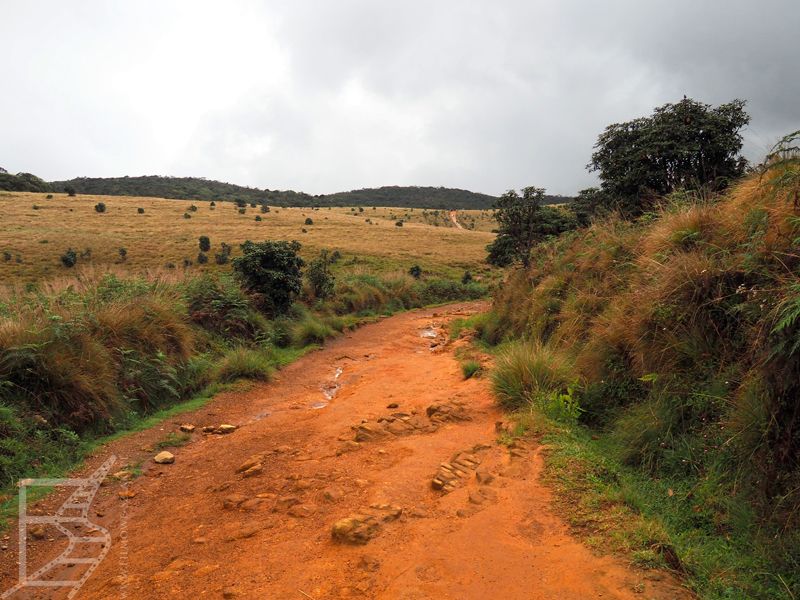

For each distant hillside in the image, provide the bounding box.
[0,169,51,193]
[48,177,506,209]
[48,176,310,206]
[318,186,498,209]
[11,173,571,209]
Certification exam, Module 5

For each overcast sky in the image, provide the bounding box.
[1,1,797,196]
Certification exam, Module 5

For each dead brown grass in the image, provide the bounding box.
[0,192,496,285]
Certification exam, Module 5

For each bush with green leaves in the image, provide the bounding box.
[395,220,404,227]
[199,236,211,252]
[304,217,313,225]
[65,185,76,197]
[255,215,262,222]
[46,194,53,199]
[197,251,208,264]
[183,212,191,219]
[409,265,422,279]
[231,240,304,315]
[60,248,77,268]
[94,202,106,213]
[3,251,11,262]
[188,204,198,212]
[461,271,473,284]
[238,208,246,215]
[307,250,335,300]
[118,247,127,262]
[589,97,750,217]
[137,207,145,214]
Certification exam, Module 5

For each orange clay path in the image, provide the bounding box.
[0,301,691,599]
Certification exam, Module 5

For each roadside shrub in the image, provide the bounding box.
[306,250,335,300]
[292,315,335,346]
[60,248,77,268]
[232,240,304,315]
[461,360,481,379]
[184,274,268,341]
[492,342,574,410]
[199,236,211,252]
[94,202,106,213]
[212,347,273,383]
[415,278,485,304]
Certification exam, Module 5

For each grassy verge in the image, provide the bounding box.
[507,410,797,599]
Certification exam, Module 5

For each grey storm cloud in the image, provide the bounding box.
[1,0,798,196]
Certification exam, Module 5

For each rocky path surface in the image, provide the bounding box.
[0,302,690,599]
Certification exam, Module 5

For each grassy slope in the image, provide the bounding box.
[477,163,800,599]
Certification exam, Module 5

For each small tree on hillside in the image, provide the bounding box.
[491,187,546,268]
[232,240,304,315]
[589,97,750,216]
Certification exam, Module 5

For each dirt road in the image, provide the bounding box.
[448,210,464,229]
[0,302,689,599]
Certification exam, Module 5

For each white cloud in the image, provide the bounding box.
[1,0,797,195]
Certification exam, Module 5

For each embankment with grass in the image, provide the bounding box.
[0,266,486,501]
[473,161,800,598]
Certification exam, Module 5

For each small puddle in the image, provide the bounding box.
[312,366,343,409]
[322,382,340,400]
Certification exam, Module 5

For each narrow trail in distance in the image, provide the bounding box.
[448,210,464,229]
[0,302,690,599]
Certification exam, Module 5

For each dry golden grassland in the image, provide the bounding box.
[341,206,498,231]
[0,192,497,285]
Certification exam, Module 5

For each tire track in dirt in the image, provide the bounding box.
[0,302,690,599]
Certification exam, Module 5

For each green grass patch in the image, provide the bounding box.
[510,410,799,599]
[461,360,482,379]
